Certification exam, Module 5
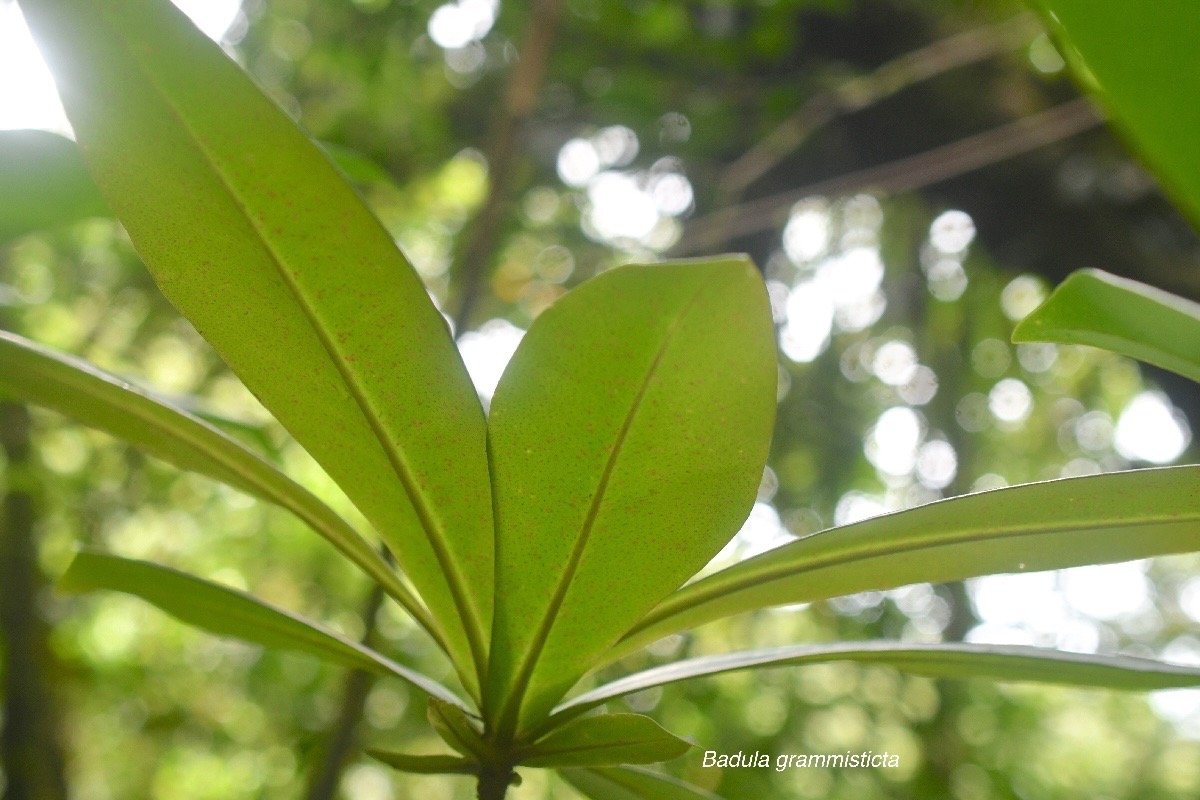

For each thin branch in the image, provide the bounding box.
[451,0,566,332]
[674,97,1104,256]
[719,13,1042,198]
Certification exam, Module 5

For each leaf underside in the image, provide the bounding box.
[518,713,692,768]
[60,551,465,707]
[368,751,477,776]
[551,642,1200,728]
[1032,0,1200,226]
[1013,268,1200,384]
[613,466,1200,661]
[0,128,110,244]
[428,697,489,761]
[18,0,495,696]
[0,331,435,638]
[560,765,723,800]
[485,257,777,737]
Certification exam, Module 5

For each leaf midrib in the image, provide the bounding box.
[624,503,1199,642]
[494,282,709,739]
[5,333,444,649]
[550,640,1200,727]
[100,9,487,681]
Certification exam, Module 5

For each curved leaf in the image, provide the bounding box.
[1013,269,1200,384]
[1031,0,1200,225]
[560,766,722,800]
[19,0,494,694]
[0,128,109,244]
[60,551,465,708]
[612,466,1200,661]
[368,751,477,776]
[428,697,489,761]
[518,713,692,768]
[551,642,1200,728]
[0,331,437,640]
[485,257,776,737]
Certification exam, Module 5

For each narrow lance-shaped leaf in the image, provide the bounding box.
[428,697,490,761]
[0,129,377,244]
[1013,269,1200,384]
[516,713,692,768]
[368,752,477,776]
[610,466,1200,662]
[1030,0,1200,225]
[485,257,776,738]
[549,642,1200,729]
[0,128,109,244]
[19,0,494,695]
[60,551,465,708]
[560,766,723,800]
[0,331,439,643]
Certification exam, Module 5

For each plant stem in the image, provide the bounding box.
[304,582,386,800]
[475,766,515,800]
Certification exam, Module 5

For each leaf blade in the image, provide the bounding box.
[553,642,1200,726]
[0,331,437,639]
[427,697,489,761]
[486,257,776,736]
[1031,0,1200,225]
[1012,269,1200,384]
[560,766,723,800]
[518,714,692,768]
[60,551,465,707]
[613,466,1200,660]
[19,0,494,693]
[0,128,109,244]
[367,751,477,776]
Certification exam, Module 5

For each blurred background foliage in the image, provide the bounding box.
[1,0,1199,798]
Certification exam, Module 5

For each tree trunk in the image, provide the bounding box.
[1,402,69,800]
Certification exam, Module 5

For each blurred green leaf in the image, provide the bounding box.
[613,466,1200,660]
[367,751,477,775]
[428,697,489,761]
[0,128,109,244]
[60,551,465,707]
[1032,0,1200,224]
[553,642,1200,726]
[1013,268,1200,384]
[517,713,692,768]
[319,141,397,187]
[0,331,437,638]
[486,257,776,737]
[560,765,723,800]
[19,0,494,695]
[163,394,282,462]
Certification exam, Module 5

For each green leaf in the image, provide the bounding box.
[1030,0,1200,225]
[319,141,397,187]
[485,257,776,737]
[1012,269,1200,384]
[518,713,692,768]
[428,697,490,761]
[20,0,494,694]
[0,331,438,640]
[60,551,466,707]
[560,766,722,800]
[611,466,1200,661]
[550,643,1200,728]
[0,128,109,244]
[367,751,477,776]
